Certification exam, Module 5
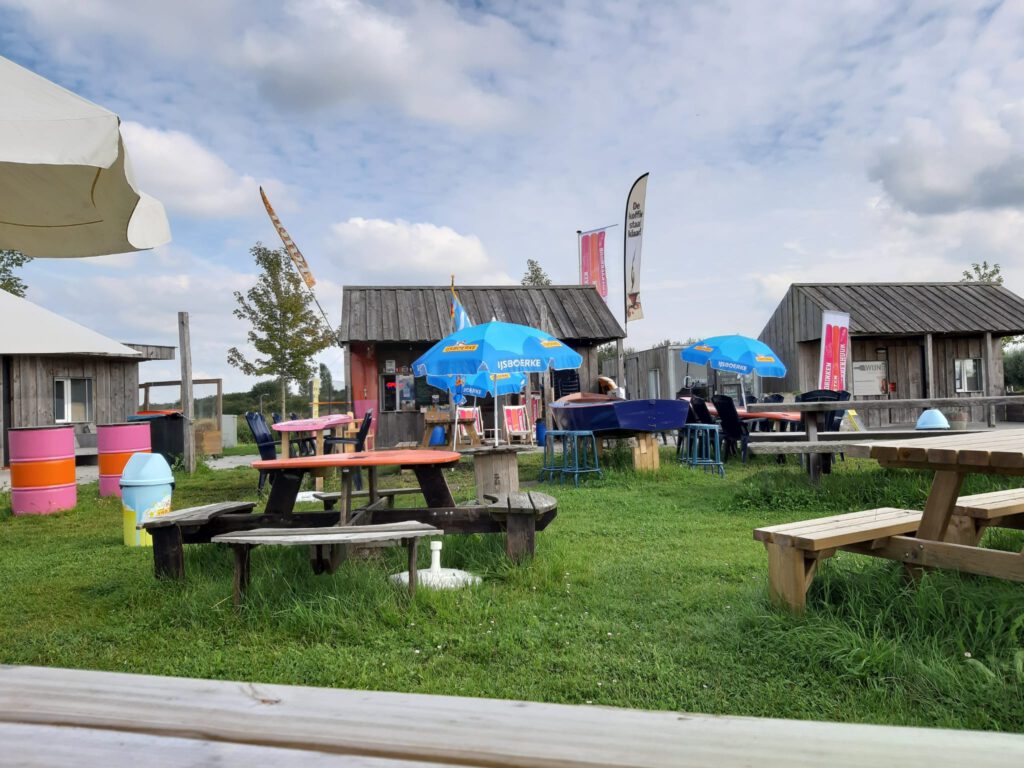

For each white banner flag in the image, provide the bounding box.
[624,172,648,322]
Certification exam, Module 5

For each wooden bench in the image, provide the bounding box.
[945,488,1024,546]
[747,441,872,458]
[753,508,923,611]
[211,522,440,605]
[141,502,257,580]
[140,501,344,580]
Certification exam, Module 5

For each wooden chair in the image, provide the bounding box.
[503,404,533,445]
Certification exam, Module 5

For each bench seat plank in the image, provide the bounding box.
[141,502,256,529]
[212,522,438,547]
[955,488,1024,519]
[755,508,922,550]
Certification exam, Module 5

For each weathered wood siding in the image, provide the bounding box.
[5,355,139,456]
[608,346,708,399]
[758,289,824,392]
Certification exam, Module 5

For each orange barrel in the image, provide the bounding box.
[97,422,151,498]
[9,425,76,515]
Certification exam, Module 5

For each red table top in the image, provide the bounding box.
[271,414,353,433]
[253,449,461,471]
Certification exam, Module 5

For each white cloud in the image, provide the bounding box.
[120,122,270,218]
[326,217,513,284]
[238,0,524,128]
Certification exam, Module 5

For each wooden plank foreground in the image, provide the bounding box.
[2,666,1023,767]
[748,395,1024,413]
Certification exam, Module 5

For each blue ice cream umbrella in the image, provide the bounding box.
[415,322,581,445]
[681,335,787,406]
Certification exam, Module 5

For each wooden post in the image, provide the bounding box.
[984,332,996,427]
[178,312,196,473]
[616,339,625,397]
[924,333,934,399]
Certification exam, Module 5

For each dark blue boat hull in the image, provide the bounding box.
[549,399,689,437]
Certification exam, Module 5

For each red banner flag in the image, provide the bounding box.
[579,228,609,300]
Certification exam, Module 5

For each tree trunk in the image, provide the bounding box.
[280,377,287,418]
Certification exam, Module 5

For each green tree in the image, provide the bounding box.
[1004,347,1024,392]
[961,261,1003,284]
[227,243,335,414]
[0,250,32,297]
[521,258,552,286]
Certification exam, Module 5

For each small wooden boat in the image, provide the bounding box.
[548,394,688,437]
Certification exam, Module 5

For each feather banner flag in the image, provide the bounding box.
[260,186,316,289]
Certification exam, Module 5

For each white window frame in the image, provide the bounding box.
[54,377,94,423]
[954,358,983,393]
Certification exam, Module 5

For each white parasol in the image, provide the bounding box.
[0,55,171,258]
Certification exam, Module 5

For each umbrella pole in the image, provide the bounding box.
[494,393,500,448]
[740,377,747,408]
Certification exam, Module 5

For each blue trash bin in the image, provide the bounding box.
[428,425,447,446]
[120,453,175,546]
[536,420,547,448]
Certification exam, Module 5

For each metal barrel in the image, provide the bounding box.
[97,423,152,497]
[9,425,76,515]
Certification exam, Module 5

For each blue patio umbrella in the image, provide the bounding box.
[681,335,786,406]
[414,321,582,444]
[427,371,528,399]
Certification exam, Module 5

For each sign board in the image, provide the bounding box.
[851,360,887,397]
[384,359,396,374]
[818,310,850,391]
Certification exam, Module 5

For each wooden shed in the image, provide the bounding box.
[0,291,174,465]
[341,285,625,447]
[758,283,1024,425]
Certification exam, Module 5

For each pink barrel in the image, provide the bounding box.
[97,423,152,498]
[9,425,76,515]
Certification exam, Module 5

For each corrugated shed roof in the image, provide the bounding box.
[792,282,1024,337]
[0,290,142,358]
[341,285,625,344]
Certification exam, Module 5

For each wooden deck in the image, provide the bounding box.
[1,665,1023,766]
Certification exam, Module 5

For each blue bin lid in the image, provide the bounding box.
[916,408,950,430]
[120,452,174,487]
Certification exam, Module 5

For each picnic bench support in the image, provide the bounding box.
[265,468,305,515]
[406,537,418,595]
[151,526,186,580]
[505,512,535,563]
[917,470,964,542]
[232,544,251,607]
[844,536,1024,582]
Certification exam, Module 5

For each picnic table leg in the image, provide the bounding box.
[264,468,305,515]
[368,466,379,506]
[804,414,820,483]
[411,465,456,508]
[314,429,326,492]
[905,470,965,580]
[406,537,418,596]
[765,542,815,613]
[232,544,252,607]
[151,526,185,580]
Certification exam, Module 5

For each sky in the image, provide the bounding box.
[3,0,1024,395]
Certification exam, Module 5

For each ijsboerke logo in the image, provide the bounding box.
[443,342,479,353]
[540,340,562,348]
[694,344,714,352]
[497,358,540,370]
[755,355,776,363]
[715,361,748,372]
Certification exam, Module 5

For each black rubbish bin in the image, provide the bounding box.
[128,413,185,467]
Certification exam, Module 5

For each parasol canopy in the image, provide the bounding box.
[0,55,171,258]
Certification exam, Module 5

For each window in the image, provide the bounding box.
[955,358,983,393]
[54,377,93,422]
[379,374,417,412]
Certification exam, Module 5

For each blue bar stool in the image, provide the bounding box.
[682,423,725,476]
[540,430,570,483]
[564,430,602,486]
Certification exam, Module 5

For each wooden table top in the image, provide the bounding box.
[859,429,1024,474]
[253,449,460,471]
[271,414,352,433]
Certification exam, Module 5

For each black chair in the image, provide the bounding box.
[325,410,374,490]
[288,411,299,421]
[688,396,716,425]
[711,395,749,463]
[244,411,281,493]
[271,412,282,424]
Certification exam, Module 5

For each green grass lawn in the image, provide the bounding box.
[2,450,1023,730]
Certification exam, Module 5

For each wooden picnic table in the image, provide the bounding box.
[421,408,480,448]
[855,430,1024,582]
[252,450,557,561]
[272,414,353,459]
